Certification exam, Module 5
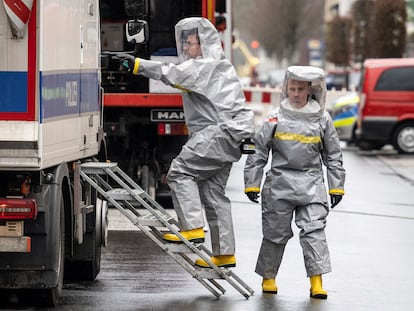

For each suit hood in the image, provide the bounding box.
[175,17,224,63]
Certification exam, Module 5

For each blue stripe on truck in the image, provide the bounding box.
[0,70,99,120]
[41,71,100,121]
[0,72,28,113]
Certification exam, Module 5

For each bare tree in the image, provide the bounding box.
[278,0,305,64]
[350,0,406,67]
[325,15,352,66]
[374,0,406,58]
[233,0,324,65]
[351,0,376,65]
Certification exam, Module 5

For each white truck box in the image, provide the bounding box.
[0,0,102,170]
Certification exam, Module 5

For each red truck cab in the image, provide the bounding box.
[356,58,414,153]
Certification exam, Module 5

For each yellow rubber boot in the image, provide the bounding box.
[310,275,327,299]
[262,278,278,294]
[163,228,205,243]
[195,255,236,268]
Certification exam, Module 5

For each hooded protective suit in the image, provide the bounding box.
[131,17,254,256]
[244,66,345,278]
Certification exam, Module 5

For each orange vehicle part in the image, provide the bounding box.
[203,0,215,23]
[104,93,182,107]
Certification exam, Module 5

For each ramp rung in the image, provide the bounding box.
[163,242,204,253]
[194,268,226,279]
[107,188,145,200]
[137,213,173,227]
[81,162,118,174]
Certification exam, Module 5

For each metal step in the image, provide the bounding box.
[80,161,118,174]
[163,241,204,253]
[194,267,227,279]
[80,161,254,299]
[137,213,174,227]
[107,188,145,200]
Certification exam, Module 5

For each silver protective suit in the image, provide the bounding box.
[244,66,345,277]
[133,17,255,255]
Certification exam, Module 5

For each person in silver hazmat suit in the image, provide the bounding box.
[125,17,255,268]
[244,66,345,298]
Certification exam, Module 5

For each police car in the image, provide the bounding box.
[331,92,359,143]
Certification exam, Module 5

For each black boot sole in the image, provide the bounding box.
[195,262,236,269]
[310,293,327,299]
[164,237,205,244]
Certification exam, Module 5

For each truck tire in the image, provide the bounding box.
[97,197,109,247]
[392,122,414,154]
[82,225,102,281]
[64,223,101,281]
[84,189,102,280]
[64,189,102,281]
[43,192,65,306]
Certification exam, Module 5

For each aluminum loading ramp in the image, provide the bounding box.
[80,162,254,299]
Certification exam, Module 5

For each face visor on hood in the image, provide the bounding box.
[281,66,327,110]
[175,17,224,63]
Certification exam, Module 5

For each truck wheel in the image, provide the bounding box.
[97,197,109,247]
[64,223,101,281]
[393,123,414,154]
[65,189,102,281]
[43,193,65,306]
[85,226,102,281]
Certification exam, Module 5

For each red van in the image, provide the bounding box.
[356,58,414,153]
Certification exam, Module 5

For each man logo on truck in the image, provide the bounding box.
[151,109,185,122]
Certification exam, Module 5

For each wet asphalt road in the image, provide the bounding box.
[2,147,414,311]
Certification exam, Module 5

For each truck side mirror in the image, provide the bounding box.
[126,19,148,44]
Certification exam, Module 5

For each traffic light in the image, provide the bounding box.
[251,40,260,49]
